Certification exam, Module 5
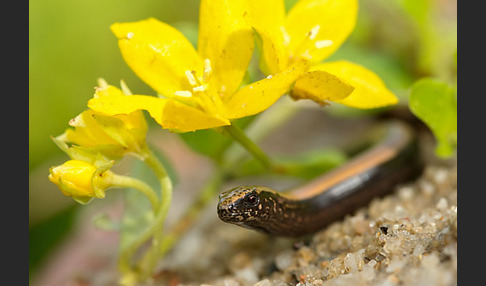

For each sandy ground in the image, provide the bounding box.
[159,162,456,286]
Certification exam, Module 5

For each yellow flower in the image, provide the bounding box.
[88,0,308,132]
[49,160,115,204]
[247,0,398,108]
[57,81,148,159]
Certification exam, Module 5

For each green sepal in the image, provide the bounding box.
[72,196,94,205]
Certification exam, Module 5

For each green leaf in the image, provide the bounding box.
[119,187,153,254]
[408,78,457,158]
[92,212,120,231]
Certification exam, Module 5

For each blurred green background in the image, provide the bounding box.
[29,0,202,278]
[29,0,456,280]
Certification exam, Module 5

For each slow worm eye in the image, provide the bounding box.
[246,194,258,205]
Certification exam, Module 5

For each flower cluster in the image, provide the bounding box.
[49,80,149,203]
[88,0,397,134]
[88,1,308,132]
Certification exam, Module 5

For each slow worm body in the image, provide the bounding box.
[217,120,423,237]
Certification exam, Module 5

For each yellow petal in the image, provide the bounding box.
[88,95,229,132]
[111,18,203,97]
[224,60,309,119]
[198,0,254,97]
[285,0,358,63]
[94,84,148,137]
[89,94,164,125]
[311,61,398,109]
[94,84,124,98]
[159,100,231,132]
[64,110,119,147]
[247,0,289,74]
[248,0,286,32]
[290,70,354,105]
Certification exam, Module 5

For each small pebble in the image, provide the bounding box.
[344,253,359,273]
[436,197,448,210]
[422,253,440,268]
[360,262,376,281]
[254,279,271,286]
[398,186,414,201]
[420,181,435,196]
[275,250,293,271]
[223,279,239,286]
[433,168,448,184]
[234,267,259,284]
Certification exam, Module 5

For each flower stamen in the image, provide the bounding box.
[174,90,193,98]
[193,85,206,92]
[315,40,333,49]
[291,25,323,61]
[280,26,291,46]
[291,25,334,62]
[203,58,212,83]
[307,25,320,40]
[185,70,199,87]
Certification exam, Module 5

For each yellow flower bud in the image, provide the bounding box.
[49,160,114,204]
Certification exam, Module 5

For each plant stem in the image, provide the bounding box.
[111,174,159,212]
[222,123,273,170]
[159,169,224,256]
[140,147,173,277]
[118,145,173,285]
